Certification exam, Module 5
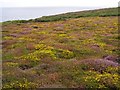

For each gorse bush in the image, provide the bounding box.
[3,78,38,88]
[55,49,75,59]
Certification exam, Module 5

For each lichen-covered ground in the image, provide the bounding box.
[2,16,120,89]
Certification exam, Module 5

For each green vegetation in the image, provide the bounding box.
[2,7,120,89]
[34,7,119,22]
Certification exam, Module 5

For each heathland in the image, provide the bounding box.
[2,7,120,89]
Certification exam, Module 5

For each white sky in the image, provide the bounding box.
[0,0,119,7]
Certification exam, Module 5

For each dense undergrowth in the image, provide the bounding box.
[2,7,120,89]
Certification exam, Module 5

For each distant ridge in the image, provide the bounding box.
[3,7,119,23]
[33,7,119,22]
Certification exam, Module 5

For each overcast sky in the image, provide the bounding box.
[0,0,119,7]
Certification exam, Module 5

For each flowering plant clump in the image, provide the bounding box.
[18,37,35,42]
[95,73,120,88]
[15,43,75,61]
[55,49,75,59]
[6,62,19,67]
[3,78,38,88]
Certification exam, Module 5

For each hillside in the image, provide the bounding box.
[3,7,119,23]
[2,7,120,89]
[34,7,119,22]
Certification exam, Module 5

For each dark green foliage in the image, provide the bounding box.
[34,16,66,22]
[2,20,29,24]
